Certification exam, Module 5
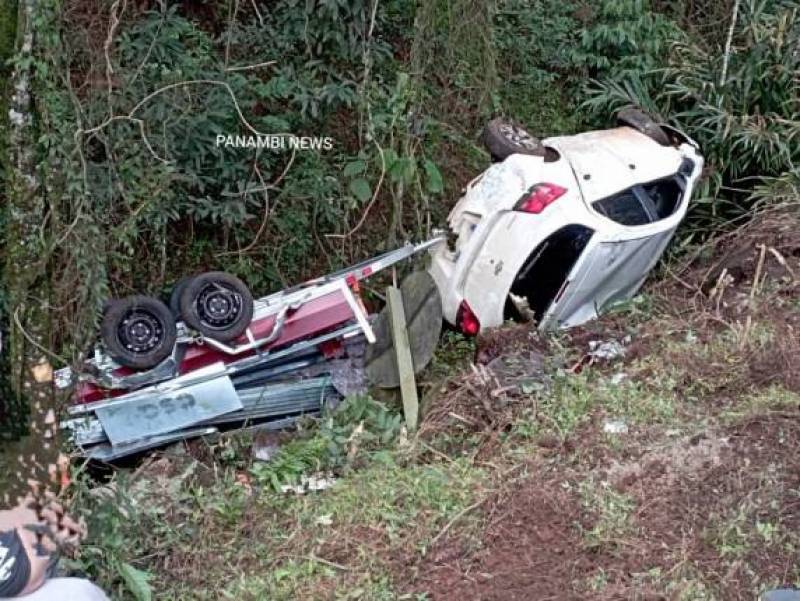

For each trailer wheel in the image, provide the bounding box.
[482,118,545,162]
[169,275,196,318]
[179,272,254,342]
[616,107,672,146]
[101,295,177,370]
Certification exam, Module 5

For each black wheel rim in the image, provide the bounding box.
[117,309,165,354]
[195,282,243,330]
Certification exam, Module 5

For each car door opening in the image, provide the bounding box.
[505,224,594,322]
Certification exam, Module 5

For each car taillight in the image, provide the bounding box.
[456,300,480,336]
[514,183,567,214]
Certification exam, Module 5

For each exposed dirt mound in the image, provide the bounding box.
[698,210,800,295]
[411,471,595,601]
[622,412,800,599]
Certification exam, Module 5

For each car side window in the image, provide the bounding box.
[592,189,650,226]
[593,173,686,226]
[642,178,683,219]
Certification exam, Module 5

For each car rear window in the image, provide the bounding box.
[643,178,682,219]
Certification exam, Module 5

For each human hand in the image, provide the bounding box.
[0,492,86,595]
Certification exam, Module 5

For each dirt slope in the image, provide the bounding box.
[406,207,800,600]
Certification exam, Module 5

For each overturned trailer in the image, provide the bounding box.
[59,240,443,460]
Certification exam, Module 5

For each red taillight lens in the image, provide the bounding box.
[456,300,480,336]
[514,183,567,214]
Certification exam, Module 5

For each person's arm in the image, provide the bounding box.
[0,496,85,596]
[0,528,31,597]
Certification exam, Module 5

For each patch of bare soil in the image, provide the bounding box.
[410,470,597,601]
[408,410,800,600]
[625,412,800,599]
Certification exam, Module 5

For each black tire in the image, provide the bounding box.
[101,299,119,315]
[364,271,443,389]
[179,272,254,342]
[169,275,197,319]
[101,295,177,370]
[616,107,672,146]
[482,118,545,162]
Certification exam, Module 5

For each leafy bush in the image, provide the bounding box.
[493,0,582,134]
[584,0,800,231]
[492,0,681,135]
[250,395,404,491]
[568,0,684,78]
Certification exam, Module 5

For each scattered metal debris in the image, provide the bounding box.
[280,473,336,495]
[588,338,628,361]
[603,419,629,435]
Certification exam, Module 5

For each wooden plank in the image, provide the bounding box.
[386,285,419,432]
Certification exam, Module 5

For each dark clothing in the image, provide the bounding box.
[0,529,30,597]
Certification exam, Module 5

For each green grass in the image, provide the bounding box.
[214,457,485,600]
[511,368,680,442]
[71,394,488,600]
[578,477,636,550]
[147,456,486,600]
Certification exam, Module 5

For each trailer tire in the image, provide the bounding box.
[482,118,545,162]
[101,296,177,370]
[179,272,254,342]
[169,275,197,319]
[616,107,672,146]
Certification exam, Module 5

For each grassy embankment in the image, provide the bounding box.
[69,206,800,601]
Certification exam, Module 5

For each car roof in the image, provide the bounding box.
[544,127,684,203]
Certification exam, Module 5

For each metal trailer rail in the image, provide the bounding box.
[60,237,443,393]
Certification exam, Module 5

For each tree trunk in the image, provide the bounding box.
[3,0,57,442]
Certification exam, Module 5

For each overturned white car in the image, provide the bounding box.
[429,109,704,334]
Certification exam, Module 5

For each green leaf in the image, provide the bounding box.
[381,148,398,170]
[423,160,444,194]
[389,157,411,183]
[343,160,366,177]
[118,563,152,601]
[349,178,372,203]
[395,72,410,95]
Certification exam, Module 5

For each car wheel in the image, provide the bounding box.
[482,118,545,162]
[169,275,197,319]
[101,295,177,370]
[179,272,254,342]
[616,107,672,146]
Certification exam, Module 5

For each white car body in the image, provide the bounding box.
[429,124,704,332]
